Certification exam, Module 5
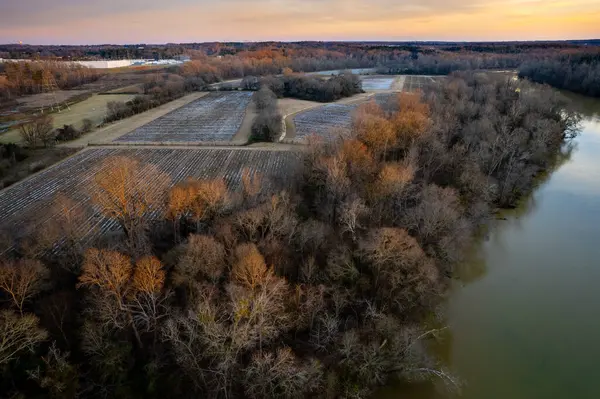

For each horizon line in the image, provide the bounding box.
[2,38,600,47]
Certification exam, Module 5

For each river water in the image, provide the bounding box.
[380,92,600,399]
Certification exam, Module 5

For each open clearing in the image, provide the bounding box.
[0,94,137,144]
[0,147,301,244]
[113,92,254,144]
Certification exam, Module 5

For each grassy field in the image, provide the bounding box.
[0,147,301,245]
[0,94,137,144]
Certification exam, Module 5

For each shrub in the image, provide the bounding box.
[81,118,94,133]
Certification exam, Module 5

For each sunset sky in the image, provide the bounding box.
[1,0,599,44]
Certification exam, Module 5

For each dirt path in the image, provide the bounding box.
[392,75,406,91]
[59,92,208,147]
[231,98,258,144]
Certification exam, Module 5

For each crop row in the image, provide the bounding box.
[0,148,301,246]
[293,104,356,141]
[403,75,444,92]
[114,92,253,144]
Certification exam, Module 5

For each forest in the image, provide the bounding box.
[0,73,579,398]
[519,52,600,97]
[0,61,101,101]
[1,40,597,61]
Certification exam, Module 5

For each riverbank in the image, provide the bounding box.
[379,91,600,398]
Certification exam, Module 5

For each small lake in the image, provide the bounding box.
[379,92,600,399]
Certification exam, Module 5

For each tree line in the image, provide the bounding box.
[259,73,363,103]
[519,53,600,97]
[250,88,282,142]
[17,114,93,149]
[0,61,101,102]
[0,74,579,398]
[104,73,205,123]
[2,40,595,62]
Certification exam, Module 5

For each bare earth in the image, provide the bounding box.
[231,97,258,144]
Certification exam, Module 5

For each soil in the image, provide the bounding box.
[231,96,258,144]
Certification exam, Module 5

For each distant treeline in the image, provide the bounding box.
[1,40,597,61]
[0,61,101,101]
[377,53,524,75]
[105,74,204,123]
[519,53,600,98]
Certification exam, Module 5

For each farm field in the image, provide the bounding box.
[360,76,397,91]
[0,147,301,247]
[0,93,137,144]
[113,92,254,144]
[290,103,356,141]
[403,75,445,92]
[61,93,207,147]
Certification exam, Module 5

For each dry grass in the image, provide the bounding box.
[0,94,137,144]
[15,90,90,111]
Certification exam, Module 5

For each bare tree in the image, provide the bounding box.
[167,178,229,233]
[35,193,91,270]
[78,248,132,301]
[241,168,264,204]
[91,157,171,255]
[337,197,368,240]
[360,228,439,313]
[243,348,323,398]
[19,115,55,148]
[173,235,226,285]
[0,310,48,366]
[78,249,137,341]
[28,342,79,398]
[0,258,49,314]
[130,256,168,334]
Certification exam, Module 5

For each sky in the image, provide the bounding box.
[1,0,599,44]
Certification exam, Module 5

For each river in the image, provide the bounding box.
[379,92,600,399]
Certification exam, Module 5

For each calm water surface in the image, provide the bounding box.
[381,93,600,399]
